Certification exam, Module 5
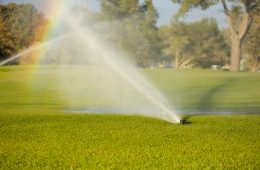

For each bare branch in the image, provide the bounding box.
[221,0,230,16]
[257,63,260,71]
[239,12,252,40]
[226,14,238,37]
[221,0,238,36]
[243,0,251,13]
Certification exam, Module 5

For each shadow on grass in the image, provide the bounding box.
[183,78,237,120]
[198,78,239,112]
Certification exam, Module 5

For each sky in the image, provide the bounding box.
[1,0,227,28]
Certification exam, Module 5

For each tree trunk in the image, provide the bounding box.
[175,55,179,69]
[230,36,241,71]
[175,51,180,69]
[221,0,252,72]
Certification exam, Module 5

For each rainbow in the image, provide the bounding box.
[0,1,92,65]
[41,1,65,41]
[19,0,67,65]
[10,1,70,83]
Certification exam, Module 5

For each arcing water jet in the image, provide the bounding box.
[0,4,181,124]
[62,13,180,123]
[0,34,71,66]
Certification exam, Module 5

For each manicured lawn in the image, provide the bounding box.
[0,66,259,169]
[144,68,260,114]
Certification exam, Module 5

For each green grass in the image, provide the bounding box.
[144,69,260,113]
[0,66,260,169]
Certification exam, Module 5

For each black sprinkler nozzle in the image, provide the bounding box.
[180,119,186,124]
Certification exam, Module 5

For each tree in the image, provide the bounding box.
[100,0,139,20]
[159,23,190,68]
[99,0,160,67]
[242,8,260,72]
[160,18,229,68]
[0,3,47,64]
[172,0,259,71]
[138,0,160,66]
[187,19,230,68]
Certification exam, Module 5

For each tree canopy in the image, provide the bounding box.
[160,18,229,68]
[172,0,260,71]
[0,1,259,71]
[0,3,47,63]
[99,0,160,67]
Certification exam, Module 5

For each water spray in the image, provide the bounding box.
[0,33,72,66]
[63,14,181,123]
[0,8,182,124]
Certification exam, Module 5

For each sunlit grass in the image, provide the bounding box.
[1,114,259,169]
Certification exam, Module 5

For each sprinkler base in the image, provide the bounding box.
[180,119,186,124]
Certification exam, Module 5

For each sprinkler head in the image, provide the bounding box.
[180,119,186,125]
